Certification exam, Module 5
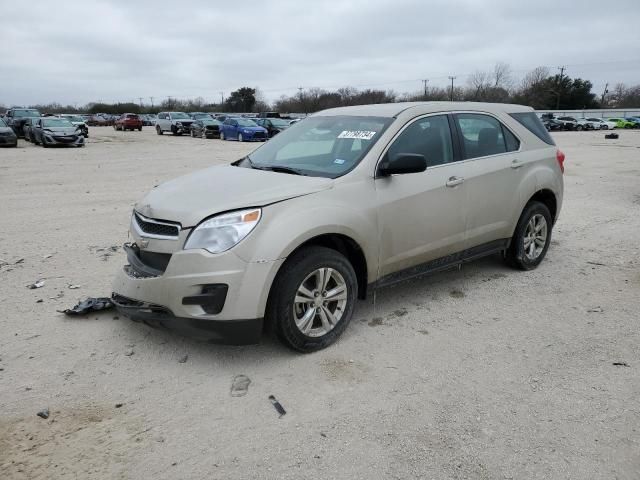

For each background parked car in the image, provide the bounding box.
[60,114,89,137]
[114,113,143,131]
[155,112,194,135]
[189,112,213,120]
[542,118,563,131]
[219,117,268,142]
[607,118,636,129]
[5,107,41,137]
[0,116,18,147]
[555,116,578,130]
[32,117,85,147]
[254,117,291,137]
[140,114,157,126]
[190,118,223,139]
[624,117,640,128]
[87,115,108,126]
[584,118,617,130]
[22,117,39,142]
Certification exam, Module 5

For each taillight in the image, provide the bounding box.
[556,149,565,173]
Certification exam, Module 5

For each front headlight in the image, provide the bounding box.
[184,208,261,253]
[176,121,183,126]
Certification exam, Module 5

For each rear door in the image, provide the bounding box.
[452,112,523,248]
[375,114,468,278]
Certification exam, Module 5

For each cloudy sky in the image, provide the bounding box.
[1,0,639,107]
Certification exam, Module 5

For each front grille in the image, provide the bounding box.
[252,131,266,139]
[53,135,77,143]
[134,213,180,237]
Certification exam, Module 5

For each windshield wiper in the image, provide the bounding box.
[253,165,307,176]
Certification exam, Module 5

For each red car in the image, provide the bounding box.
[114,113,143,131]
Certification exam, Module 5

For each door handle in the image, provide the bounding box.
[511,159,524,169]
[446,176,464,187]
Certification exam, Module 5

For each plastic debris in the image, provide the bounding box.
[115,403,124,408]
[27,279,45,289]
[178,355,188,364]
[37,408,49,419]
[231,375,251,397]
[268,395,286,417]
[60,297,114,315]
[67,284,81,290]
[604,133,618,139]
[613,362,630,367]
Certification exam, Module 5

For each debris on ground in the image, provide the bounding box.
[613,362,630,367]
[178,355,188,364]
[115,403,124,408]
[27,279,45,289]
[124,350,135,357]
[268,395,287,418]
[587,306,604,313]
[0,257,24,269]
[605,133,619,139]
[60,297,114,315]
[231,375,251,397]
[36,299,43,303]
[67,284,81,290]
[43,253,54,259]
[37,408,49,419]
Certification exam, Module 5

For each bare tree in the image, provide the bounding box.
[493,62,513,89]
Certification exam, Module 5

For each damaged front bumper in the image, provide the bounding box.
[112,241,284,345]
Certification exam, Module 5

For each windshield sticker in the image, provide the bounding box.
[337,130,377,140]
[334,158,346,165]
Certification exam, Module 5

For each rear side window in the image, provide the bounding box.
[454,113,517,159]
[509,112,555,146]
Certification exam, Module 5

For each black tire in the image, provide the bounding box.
[576,125,583,131]
[41,138,48,148]
[190,129,196,137]
[505,201,553,270]
[220,131,225,140]
[156,125,163,135]
[267,246,357,353]
[138,127,142,131]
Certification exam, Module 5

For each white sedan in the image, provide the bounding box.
[584,118,617,130]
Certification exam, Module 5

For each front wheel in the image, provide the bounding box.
[156,125,163,135]
[505,201,553,270]
[267,246,357,353]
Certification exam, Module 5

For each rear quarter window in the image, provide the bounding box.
[510,112,555,145]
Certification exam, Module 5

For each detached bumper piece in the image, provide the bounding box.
[112,293,263,345]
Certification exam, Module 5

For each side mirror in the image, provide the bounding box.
[378,153,427,177]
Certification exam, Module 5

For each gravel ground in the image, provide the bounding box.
[1,127,639,479]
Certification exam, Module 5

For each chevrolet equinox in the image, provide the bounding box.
[112,102,564,352]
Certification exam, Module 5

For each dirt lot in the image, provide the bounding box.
[1,127,639,479]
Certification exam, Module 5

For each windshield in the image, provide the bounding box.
[170,112,190,119]
[246,115,392,178]
[66,116,84,122]
[202,119,220,125]
[237,119,258,127]
[42,118,73,127]
[14,109,41,118]
[0,117,7,127]
[270,119,290,127]
[193,113,211,119]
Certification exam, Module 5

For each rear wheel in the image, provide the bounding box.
[220,131,225,140]
[238,133,243,142]
[505,201,553,270]
[156,125,163,135]
[267,246,357,353]
[190,129,196,137]
[138,127,142,131]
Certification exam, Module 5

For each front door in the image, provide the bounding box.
[375,114,469,279]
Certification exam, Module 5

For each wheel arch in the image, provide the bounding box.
[527,188,558,223]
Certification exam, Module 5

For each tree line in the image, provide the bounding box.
[3,64,639,115]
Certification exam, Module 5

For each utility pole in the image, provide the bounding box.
[448,76,456,101]
[149,96,154,109]
[555,66,566,110]
[422,79,429,98]
[138,97,143,110]
[601,82,609,105]
[220,92,224,105]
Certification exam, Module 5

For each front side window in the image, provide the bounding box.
[386,115,453,167]
[455,113,519,159]
[245,115,392,178]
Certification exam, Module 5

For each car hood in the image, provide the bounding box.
[0,126,16,135]
[134,164,333,227]
[43,126,78,134]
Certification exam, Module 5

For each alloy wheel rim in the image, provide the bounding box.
[523,214,547,260]
[293,268,348,337]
